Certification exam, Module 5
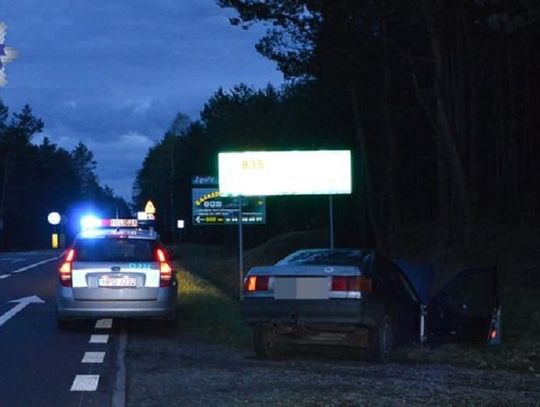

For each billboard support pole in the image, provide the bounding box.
[238,196,244,299]
[329,195,334,249]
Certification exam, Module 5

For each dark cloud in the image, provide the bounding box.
[1,0,282,200]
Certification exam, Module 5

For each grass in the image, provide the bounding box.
[174,266,251,347]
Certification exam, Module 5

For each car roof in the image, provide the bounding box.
[76,227,159,241]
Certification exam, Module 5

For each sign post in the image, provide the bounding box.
[238,196,244,299]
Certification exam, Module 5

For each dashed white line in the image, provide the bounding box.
[89,334,109,344]
[95,318,113,329]
[82,351,105,364]
[10,257,58,274]
[0,274,10,279]
[70,375,100,392]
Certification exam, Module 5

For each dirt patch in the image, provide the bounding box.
[126,332,540,406]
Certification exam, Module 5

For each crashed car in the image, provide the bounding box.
[241,248,500,363]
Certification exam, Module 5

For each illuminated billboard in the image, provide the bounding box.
[218,150,352,196]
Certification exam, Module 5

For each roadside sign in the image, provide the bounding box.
[192,175,218,186]
[137,212,155,221]
[192,187,265,225]
[47,212,61,225]
[218,150,352,196]
[144,200,156,214]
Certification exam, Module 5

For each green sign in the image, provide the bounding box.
[192,188,265,225]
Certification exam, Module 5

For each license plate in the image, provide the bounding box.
[98,276,137,288]
[274,277,329,300]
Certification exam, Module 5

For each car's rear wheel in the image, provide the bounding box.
[369,315,395,363]
[253,325,280,360]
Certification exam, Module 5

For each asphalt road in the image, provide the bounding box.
[0,251,120,406]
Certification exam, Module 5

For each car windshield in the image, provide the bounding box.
[74,238,156,262]
[276,250,365,266]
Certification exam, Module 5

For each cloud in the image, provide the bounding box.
[1,0,283,201]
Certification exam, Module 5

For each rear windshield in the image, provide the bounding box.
[74,238,157,262]
[276,250,366,266]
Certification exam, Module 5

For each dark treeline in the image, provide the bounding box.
[0,100,130,249]
[135,0,540,250]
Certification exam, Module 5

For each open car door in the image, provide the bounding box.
[427,266,500,345]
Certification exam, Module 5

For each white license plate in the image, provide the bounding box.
[274,277,329,300]
[98,276,137,288]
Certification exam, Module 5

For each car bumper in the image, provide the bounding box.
[241,297,382,329]
[56,285,178,319]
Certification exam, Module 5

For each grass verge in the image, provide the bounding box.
[174,266,251,347]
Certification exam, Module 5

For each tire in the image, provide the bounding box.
[253,325,279,360]
[369,315,395,363]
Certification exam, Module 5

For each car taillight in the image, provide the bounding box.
[331,276,372,293]
[59,249,75,287]
[156,248,174,287]
[244,275,269,293]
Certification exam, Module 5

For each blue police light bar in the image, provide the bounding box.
[80,215,102,230]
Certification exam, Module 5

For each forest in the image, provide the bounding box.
[134,0,540,250]
[0,101,129,249]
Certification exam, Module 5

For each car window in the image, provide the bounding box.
[276,250,365,266]
[74,238,156,262]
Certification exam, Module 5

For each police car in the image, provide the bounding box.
[55,217,178,327]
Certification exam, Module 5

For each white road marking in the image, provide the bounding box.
[12,259,26,263]
[70,375,99,391]
[0,296,45,328]
[10,257,58,274]
[95,318,113,329]
[0,274,10,279]
[82,351,105,363]
[89,334,109,344]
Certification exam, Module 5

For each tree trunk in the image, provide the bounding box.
[423,0,473,238]
[381,9,397,253]
[350,84,382,249]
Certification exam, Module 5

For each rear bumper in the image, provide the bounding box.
[241,298,381,329]
[56,285,177,319]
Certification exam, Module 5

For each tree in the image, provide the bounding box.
[71,142,100,199]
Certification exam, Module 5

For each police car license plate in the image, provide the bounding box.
[98,276,137,288]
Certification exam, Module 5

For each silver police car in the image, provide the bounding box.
[55,222,177,327]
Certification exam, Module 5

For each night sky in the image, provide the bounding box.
[0,1,283,200]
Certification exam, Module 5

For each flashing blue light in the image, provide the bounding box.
[80,215,102,230]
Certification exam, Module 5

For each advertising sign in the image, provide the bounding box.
[218,150,352,197]
[192,187,265,225]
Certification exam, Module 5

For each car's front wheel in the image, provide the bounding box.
[369,315,395,363]
[253,325,280,360]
